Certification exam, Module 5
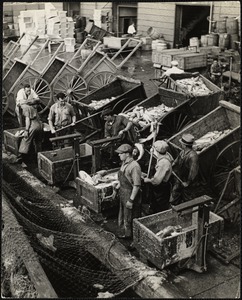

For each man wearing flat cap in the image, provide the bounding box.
[144,140,173,213]
[164,60,184,77]
[15,99,43,163]
[170,133,199,205]
[114,144,142,239]
[101,107,138,144]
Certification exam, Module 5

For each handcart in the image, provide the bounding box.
[167,101,240,209]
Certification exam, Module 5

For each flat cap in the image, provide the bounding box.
[179,133,195,146]
[154,140,168,154]
[115,144,133,154]
[171,60,179,66]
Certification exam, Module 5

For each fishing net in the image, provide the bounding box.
[2,168,142,298]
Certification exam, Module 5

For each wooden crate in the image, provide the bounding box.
[103,37,128,49]
[4,127,25,156]
[76,168,119,213]
[38,143,92,185]
[173,53,207,70]
[133,197,224,270]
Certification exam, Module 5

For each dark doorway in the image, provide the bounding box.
[63,2,80,18]
[112,3,137,36]
[174,5,210,47]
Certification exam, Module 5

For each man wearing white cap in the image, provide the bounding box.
[144,140,173,213]
[164,60,184,77]
[170,133,199,205]
[115,144,142,239]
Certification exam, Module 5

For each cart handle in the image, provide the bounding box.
[110,37,142,69]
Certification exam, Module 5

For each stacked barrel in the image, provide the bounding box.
[201,17,239,51]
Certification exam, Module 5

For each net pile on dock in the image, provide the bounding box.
[2,176,141,298]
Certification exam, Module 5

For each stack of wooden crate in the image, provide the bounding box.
[64,38,76,52]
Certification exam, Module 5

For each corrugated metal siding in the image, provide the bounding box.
[137,2,176,45]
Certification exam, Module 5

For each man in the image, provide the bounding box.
[164,60,185,77]
[16,100,43,163]
[101,107,138,144]
[144,140,173,213]
[15,84,40,126]
[127,21,136,36]
[115,144,142,239]
[210,59,222,85]
[170,133,199,206]
[48,92,76,136]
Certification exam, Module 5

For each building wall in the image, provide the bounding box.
[79,1,240,44]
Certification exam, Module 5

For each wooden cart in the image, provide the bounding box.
[167,100,240,205]
[123,74,223,141]
[3,33,25,66]
[72,75,147,137]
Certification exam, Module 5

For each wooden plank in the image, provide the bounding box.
[219,100,241,114]
[2,157,188,299]
[2,192,58,298]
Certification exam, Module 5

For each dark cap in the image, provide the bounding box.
[115,144,133,154]
[101,107,113,117]
[179,133,195,146]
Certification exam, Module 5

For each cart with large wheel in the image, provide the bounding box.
[167,100,240,213]
[3,33,25,65]
[2,39,64,115]
[52,37,142,98]
[121,73,223,142]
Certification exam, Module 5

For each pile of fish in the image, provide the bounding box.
[120,104,173,129]
[176,76,212,96]
[156,225,182,238]
[193,129,232,152]
[78,170,118,188]
[88,97,116,110]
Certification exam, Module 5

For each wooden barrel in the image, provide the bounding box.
[189,37,199,48]
[226,18,238,34]
[152,39,164,50]
[216,18,227,33]
[219,33,230,49]
[147,27,161,40]
[230,33,239,49]
[201,35,208,47]
[207,33,219,46]
[75,16,86,30]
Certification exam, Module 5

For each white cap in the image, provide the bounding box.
[171,60,179,66]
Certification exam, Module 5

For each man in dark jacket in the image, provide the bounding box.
[170,133,199,205]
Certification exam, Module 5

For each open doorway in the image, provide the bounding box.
[174,5,210,47]
[112,3,137,37]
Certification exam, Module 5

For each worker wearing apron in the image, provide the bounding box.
[144,140,173,213]
[115,144,142,239]
[170,133,199,205]
[16,100,43,163]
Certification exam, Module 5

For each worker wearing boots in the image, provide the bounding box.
[143,140,173,213]
[170,133,199,205]
[15,99,43,163]
[48,92,76,136]
[101,107,139,144]
[15,84,40,127]
[115,144,142,239]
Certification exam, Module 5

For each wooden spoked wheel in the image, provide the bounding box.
[211,141,240,202]
[157,111,193,140]
[15,76,53,114]
[53,73,87,102]
[2,88,9,115]
[87,72,116,93]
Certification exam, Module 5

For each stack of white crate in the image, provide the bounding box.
[18,11,36,45]
[93,9,102,28]
[33,10,46,38]
[64,37,76,52]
